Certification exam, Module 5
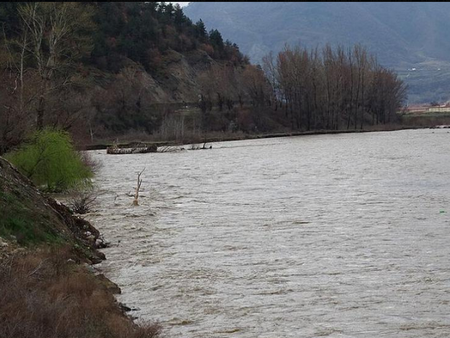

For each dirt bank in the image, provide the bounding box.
[0,156,160,338]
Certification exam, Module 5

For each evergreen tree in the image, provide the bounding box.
[195,19,208,41]
[174,4,185,31]
[209,29,224,49]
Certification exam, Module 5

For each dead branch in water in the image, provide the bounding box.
[132,168,145,206]
[189,143,212,150]
[158,145,185,153]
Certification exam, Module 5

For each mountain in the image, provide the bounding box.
[0,2,249,148]
[184,2,450,103]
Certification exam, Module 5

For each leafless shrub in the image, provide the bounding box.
[68,189,98,214]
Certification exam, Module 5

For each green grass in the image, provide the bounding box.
[0,190,62,246]
[403,112,450,118]
[0,190,15,204]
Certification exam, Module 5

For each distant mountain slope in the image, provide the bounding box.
[184,2,450,103]
[0,2,249,144]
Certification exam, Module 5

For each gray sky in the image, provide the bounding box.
[170,2,190,7]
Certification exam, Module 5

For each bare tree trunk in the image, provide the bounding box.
[133,169,145,206]
[37,94,45,130]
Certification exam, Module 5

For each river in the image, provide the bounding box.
[87,129,450,337]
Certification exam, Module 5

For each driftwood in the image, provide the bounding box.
[158,145,185,153]
[107,144,157,155]
[189,143,212,150]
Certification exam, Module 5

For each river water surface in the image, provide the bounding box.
[87,129,450,337]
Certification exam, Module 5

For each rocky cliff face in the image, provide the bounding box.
[152,49,215,103]
[94,49,217,105]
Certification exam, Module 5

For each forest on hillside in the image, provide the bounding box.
[0,2,407,155]
[0,2,254,153]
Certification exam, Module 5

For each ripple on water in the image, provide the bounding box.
[87,129,450,338]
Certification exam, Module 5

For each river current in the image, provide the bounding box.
[87,129,450,337]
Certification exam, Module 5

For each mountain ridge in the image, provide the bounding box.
[184,2,450,103]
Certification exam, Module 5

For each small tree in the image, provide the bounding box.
[6,129,92,192]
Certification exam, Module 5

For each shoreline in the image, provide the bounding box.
[0,156,161,338]
[84,124,431,151]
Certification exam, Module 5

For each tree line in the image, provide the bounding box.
[261,44,407,131]
[192,44,407,135]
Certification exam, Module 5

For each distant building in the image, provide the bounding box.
[404,105,429,114]
[405,103,450,114]
[427,106,450,113]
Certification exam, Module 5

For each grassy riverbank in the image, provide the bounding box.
[0,156,161,338]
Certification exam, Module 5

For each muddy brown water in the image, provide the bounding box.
[86,129,450,337]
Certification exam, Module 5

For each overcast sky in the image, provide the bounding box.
[170,2,190,7]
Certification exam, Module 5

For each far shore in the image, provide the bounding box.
[83,124,446,151]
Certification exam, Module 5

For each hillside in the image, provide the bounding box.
[0,2,412,152]
[184,2,450,103]
[0,2,250,151]
[86,2,248,103]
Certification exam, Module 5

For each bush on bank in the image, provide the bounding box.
[6,129,93,192]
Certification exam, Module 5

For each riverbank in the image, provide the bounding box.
[0,157,161,338]
[84,123,431,151]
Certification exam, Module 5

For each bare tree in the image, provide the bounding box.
[17,2,94,130]
[133,168,145,206]
[242,65,270,107]
[262,51,279,110]
[269,43,406,132]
